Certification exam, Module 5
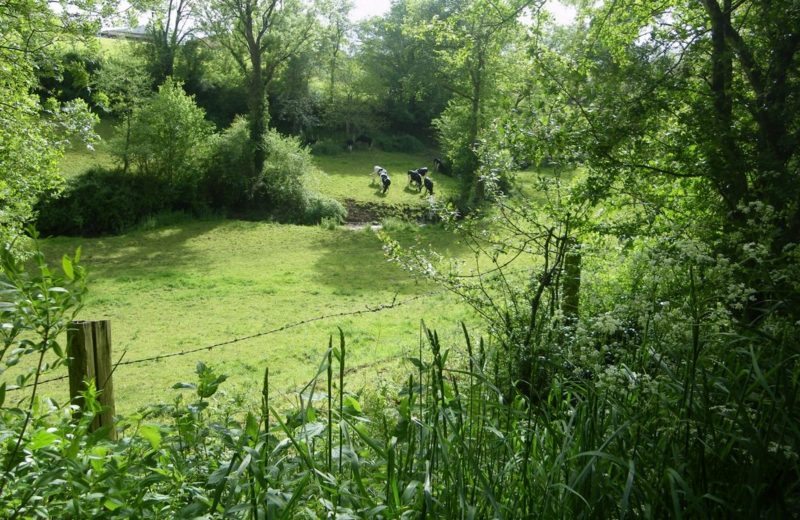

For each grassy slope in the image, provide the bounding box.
[25,220,475,414]
[309,150,461,207]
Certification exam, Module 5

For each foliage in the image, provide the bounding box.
[0,0,105,243]
[35,167,189,236]
[0,237,87,509]
[358,0,450,133]
[36,49,102,105]
[255,130,346,224]
[92,50,153,173]
[202,116,254,209]
[120,78,215,183]
[423,0,533,198]
[141,0,197,84]
[529,0,800,320]
[310,138,345,156]
[373,133,426,154]
[200,0,316,175]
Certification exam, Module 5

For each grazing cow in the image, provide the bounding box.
[417,166,429,177]
[407,169,423,190]
[380,171,391,194]
[423,176,434,196]
[355,134,373,148]
[433,158,449,174]
[346,139,354,152]
[373,165,387,184]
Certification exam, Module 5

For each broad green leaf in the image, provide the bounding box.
[29,430,59,450]
[62,254,74,280]
[138,424,162,449]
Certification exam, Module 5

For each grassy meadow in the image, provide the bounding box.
[17,126,485,414]
[20,220,476,414]
[308,149,461,206]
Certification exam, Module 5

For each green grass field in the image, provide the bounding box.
[14,220,477,414]
[309,150,461,206]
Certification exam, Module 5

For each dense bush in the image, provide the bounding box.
[373,133,426,153]
[256,130,346,224]
[37,120,345,235]
[37,50,100,105]
[35,167,199,236]
[310,137,345,156]
[202,117,254,210]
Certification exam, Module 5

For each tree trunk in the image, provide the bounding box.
[248,48,267,178]
[704,0,747,212]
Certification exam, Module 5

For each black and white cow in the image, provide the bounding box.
[433,158,449,174]
[380,171,391,194]
[373,165,387,184]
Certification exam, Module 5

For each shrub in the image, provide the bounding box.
[118,78,214,183]
[255,130,347,224]
[202,117,254,210]
[303,194,347,224]
[374,133,426,153]
[433,102,475,177]
[36,167,198,236]
[310,138,344,156]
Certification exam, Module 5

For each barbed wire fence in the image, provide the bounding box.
[8,289,447,393]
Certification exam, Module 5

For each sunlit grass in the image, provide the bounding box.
[310,150,462,205]
[13,220,476,414]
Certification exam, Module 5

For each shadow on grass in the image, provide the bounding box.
[41,219,226,284]
[310,224,472,296]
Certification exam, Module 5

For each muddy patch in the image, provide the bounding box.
[343,198,435,224]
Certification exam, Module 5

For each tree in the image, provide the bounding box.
[424,0,538,200]
[145,0,197,84]
[201,0,316,180]
[0,0,109,243]
[93,52,152,174]
[318,0,352,105]
[529,0,800,319]
[358,0,450,134]
[121,78,214,183]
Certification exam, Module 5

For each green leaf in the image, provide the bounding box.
[139,424,162,449]
[62,254,74,280]
[29,430,59,450]
[344,395,363,414]
[104,497,124,511]
[245,412,259,440]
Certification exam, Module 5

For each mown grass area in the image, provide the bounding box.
[14,220,477,414]
[309,150,462,205]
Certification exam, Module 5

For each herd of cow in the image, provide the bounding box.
[371,158,448,196]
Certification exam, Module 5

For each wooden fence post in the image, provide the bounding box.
[67,320,117,440]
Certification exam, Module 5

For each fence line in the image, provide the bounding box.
[8,289,445,392]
